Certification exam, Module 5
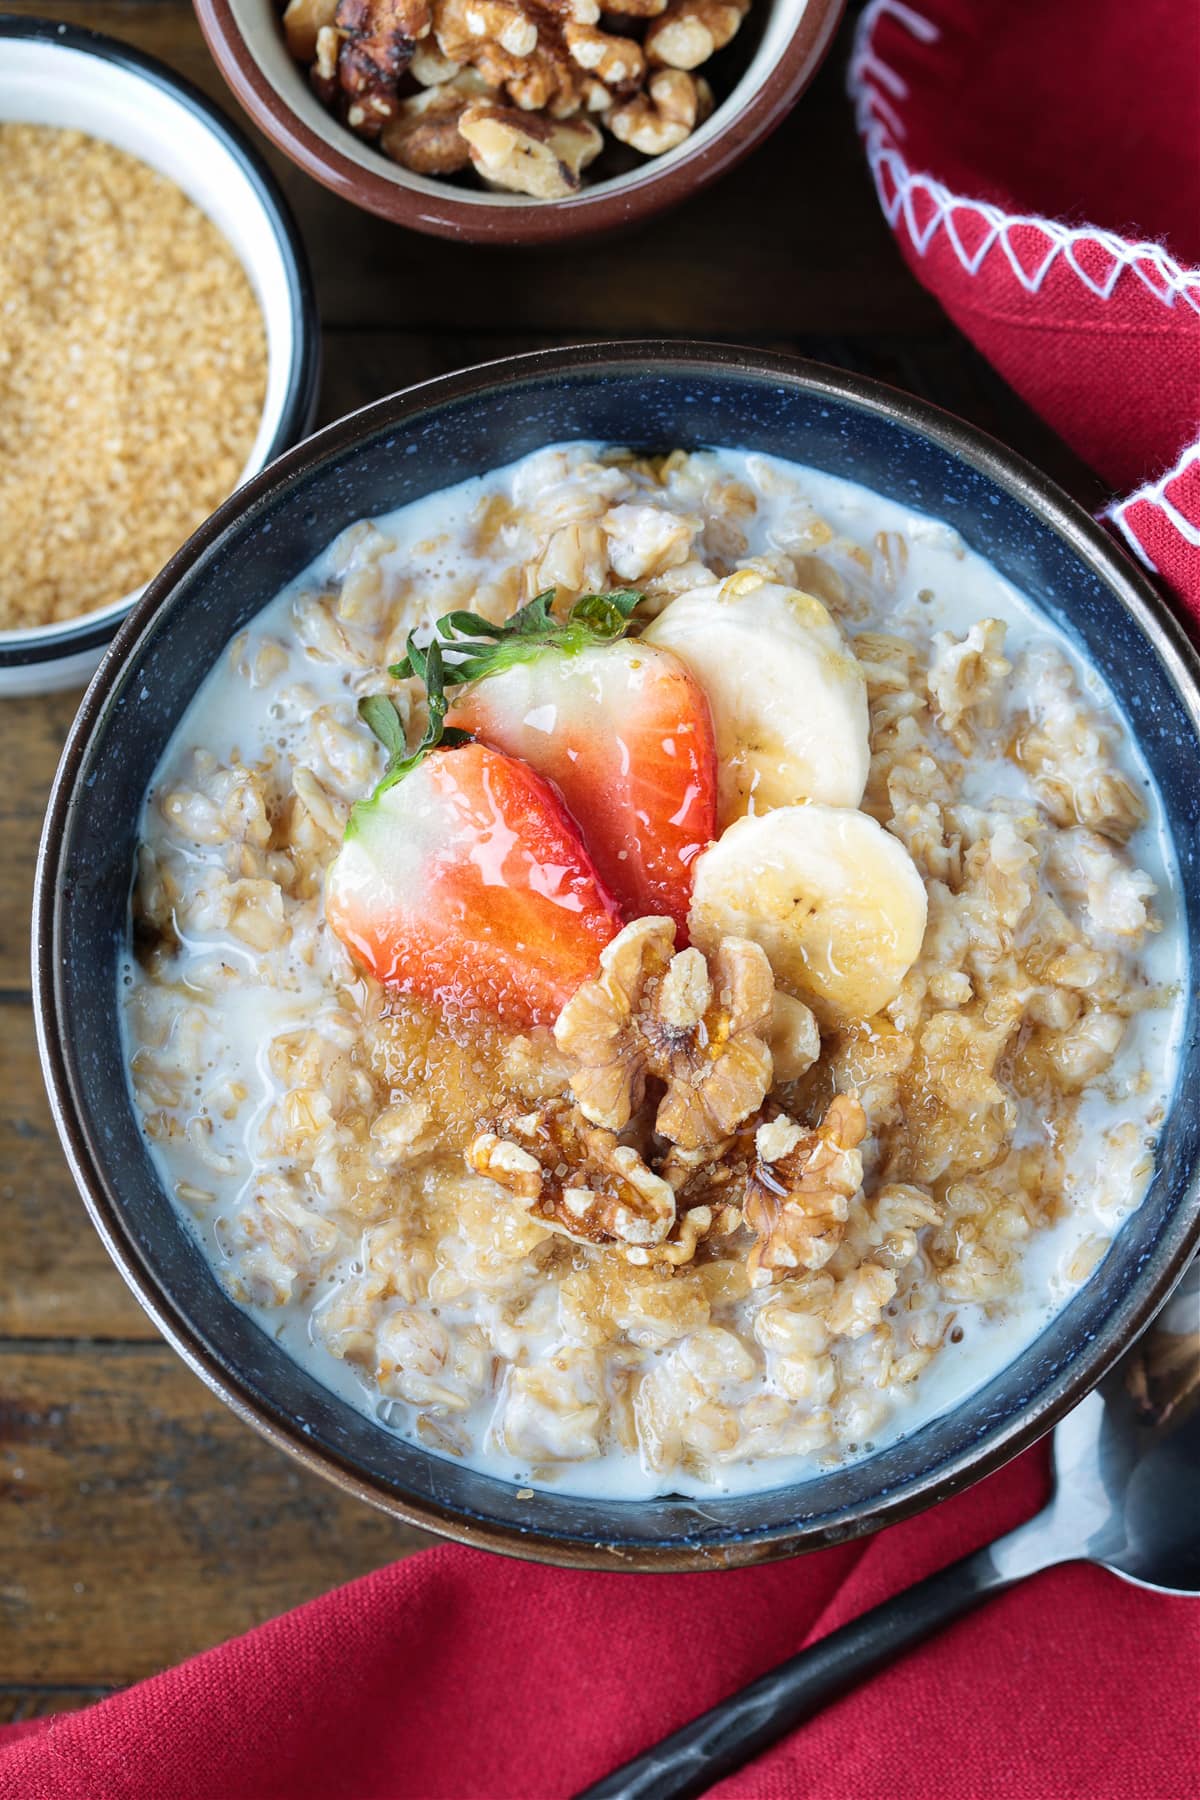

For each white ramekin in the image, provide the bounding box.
[0,18,320,695]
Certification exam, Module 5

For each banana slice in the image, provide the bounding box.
[688,804,928,1025]
[642,573,869,825]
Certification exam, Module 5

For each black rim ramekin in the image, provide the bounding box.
[0,14,320,677]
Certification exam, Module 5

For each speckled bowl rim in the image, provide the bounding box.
[192,0,846,244]
[33,342,1200,1570]
[0,14,320,678]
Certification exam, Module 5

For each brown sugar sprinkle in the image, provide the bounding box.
[0,125,268,631]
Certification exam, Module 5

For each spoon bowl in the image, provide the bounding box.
[1046,1271,1200,1595]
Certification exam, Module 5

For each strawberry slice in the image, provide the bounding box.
[415,590,717,936]
[325,637,622,1028]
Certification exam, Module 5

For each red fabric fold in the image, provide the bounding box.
[3,1447,1199,1800]
[5,5,1199,1796]
[848,0,1200,610]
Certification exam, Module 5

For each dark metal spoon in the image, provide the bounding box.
[575,1267,1200,1800]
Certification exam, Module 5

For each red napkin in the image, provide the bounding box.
[6,6,1200,1796]
[2,1444,1198,1800]
[849,0,1200,609]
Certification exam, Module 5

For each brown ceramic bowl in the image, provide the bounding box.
[193,0,846,243]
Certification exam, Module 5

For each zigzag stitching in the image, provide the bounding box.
[848,0,1200,314]
[1103,443,1200,564]
[849,0,1200,584]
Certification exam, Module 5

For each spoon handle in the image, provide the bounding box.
[573,1539,1025,1800]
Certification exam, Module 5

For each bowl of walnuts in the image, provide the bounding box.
[194,0,845,241]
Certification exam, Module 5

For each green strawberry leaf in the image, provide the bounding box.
[388,587,645,688]
[358,692,407,762]
[350,634,472,836]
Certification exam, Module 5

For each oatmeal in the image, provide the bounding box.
[123,443,1183,1499]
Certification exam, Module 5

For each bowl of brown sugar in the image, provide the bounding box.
[0,18,319,694]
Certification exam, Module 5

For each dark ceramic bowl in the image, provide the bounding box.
[34,343,1200,1570]
[193,0,845,244]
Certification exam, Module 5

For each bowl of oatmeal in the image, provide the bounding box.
[34,343,1200,1567]
[194,0,844,240]
[0,18,319,695]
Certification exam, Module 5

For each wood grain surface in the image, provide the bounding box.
[0,0,1097,1715]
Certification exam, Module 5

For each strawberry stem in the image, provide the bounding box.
[389,587,644,688]
[357,632,471,799]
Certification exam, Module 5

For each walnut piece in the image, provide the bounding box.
[469,1100,746,1269]
[639,1195,743,1269]
[606,68,712,155]
[434,0,610,118]
[553,916,776,1151]
[553,916,675,1129]
[744,1094,867,1286]
[331,0,433,137]
[380,70,486,171]
[434,0,536,63]
[283,0,339,64]
[502,43,590,118]
[459,101,602,195]
[410,39,465,82]
[469,1100,676,1247]
[654,1091,869,1284]
[654,941,774,1147]
[563,22,645,93]
[645,0,749,70]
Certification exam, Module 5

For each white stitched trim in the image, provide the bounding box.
[847,0,1200,314]
[847,0,1200,585]
[1103,506,1161,575]
[1101,440,1200,573]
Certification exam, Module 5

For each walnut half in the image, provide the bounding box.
[458,102,603,196]
[744,1094,867,1286]
[283,0,339,64]
[322,0,433,139]
[606,68,712,156]
[644,0,749,70]
[554,916,792,1152]
[379,70,487,172]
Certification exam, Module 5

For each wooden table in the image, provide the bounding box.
[0,0,1099,1723]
